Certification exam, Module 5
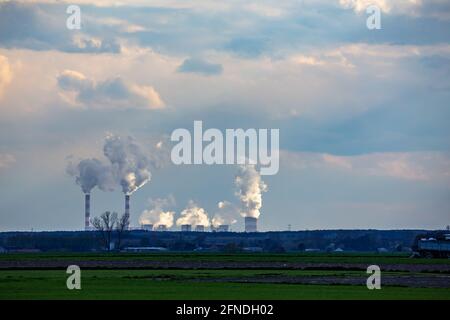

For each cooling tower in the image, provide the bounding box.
[85,193,91,231]
[181,224,192,232]
[195,225,205,232]
[244,217,257,232]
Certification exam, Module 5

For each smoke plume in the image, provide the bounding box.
[176,200,210,227]
[212,201,238,227]
[66,158,115,194]
[139,196,175,229]
[235,165,267,218]
[147,135,171,169]
[103,134,151,195]
[68,134,157,195]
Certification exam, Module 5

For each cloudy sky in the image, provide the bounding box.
[0,0,449,232]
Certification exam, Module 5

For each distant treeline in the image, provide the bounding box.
[0,229,435,253]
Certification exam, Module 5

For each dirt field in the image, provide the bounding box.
[1,253,449,299]
[193,274,450,288]
[1,259,450,273]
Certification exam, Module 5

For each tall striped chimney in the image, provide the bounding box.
[124,194,130,229]
[85,193,91,231]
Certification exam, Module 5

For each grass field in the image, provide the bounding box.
[1,252,449,264]
[1,253,449,300]
[1,269,450,300]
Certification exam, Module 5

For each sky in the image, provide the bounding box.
[0,0,449,232]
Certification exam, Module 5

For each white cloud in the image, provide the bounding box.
[2,40,449,120]
[0,153,15,169]
[339,0,450,19]
[282,151,450,182]
[88,17,147,33]
[340,0,397,13]
[244,3,285,17]
[291,55,326,66]
[57,69,165,110]
[0,47,176,115]
[0,2,121,53]
[0,55,12,98]
[139,196,176,229]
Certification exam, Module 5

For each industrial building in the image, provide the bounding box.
[195,225,205,232]
[245,217,257,232]
[181,224,192,232]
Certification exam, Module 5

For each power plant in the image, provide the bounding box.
[85,193,91,231]
[245,217,257,232]
[71,137,267,234]
[80,191,259,233]
[181,224,192,232]
[195,225,205,232]
[84,196,256,233]
[141,224,167,231]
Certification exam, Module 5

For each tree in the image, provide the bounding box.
[92,211,117,251]
[116,213,130,250]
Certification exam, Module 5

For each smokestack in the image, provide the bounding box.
[85,193,91,231]
[245,217,257,232]
[125,194,130,230]
[125,194,130,216]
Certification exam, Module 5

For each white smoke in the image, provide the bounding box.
[212,201,238,227]
[176,200,210,227]
[103,134,151,195]
[66,158,115,194]
[146,135,172,170]
[235,165,267,218]
[68,134,158,195]
[139,196,175,229]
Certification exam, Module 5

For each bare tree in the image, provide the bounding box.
[92,211,117,251]
[116,213,130,250]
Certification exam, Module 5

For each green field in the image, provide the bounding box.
[1,253,449,300]
[1,269,449,300]
[1,252,449,264]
